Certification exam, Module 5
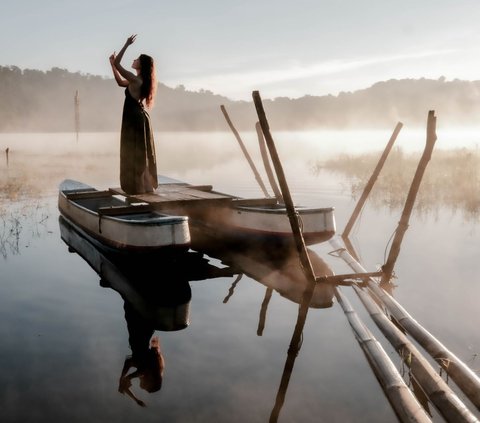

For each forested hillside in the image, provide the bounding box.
[1,66,479,132]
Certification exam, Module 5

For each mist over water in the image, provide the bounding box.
[1,131,479,422]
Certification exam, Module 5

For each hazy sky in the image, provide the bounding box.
[1,0,480,100]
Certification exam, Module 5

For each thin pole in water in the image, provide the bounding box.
[74,90,80,142]
[342,122,403,239]
[255,122,282,202]
[381,111,437,284]
[220,104,270,197]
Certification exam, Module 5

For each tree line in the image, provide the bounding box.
[1,66,479,132]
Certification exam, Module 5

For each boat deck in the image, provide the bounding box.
[109,184,236,209]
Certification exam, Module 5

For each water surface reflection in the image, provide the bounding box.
[59,216,234,407]
[58,215,342,420]
[2,131,478,422]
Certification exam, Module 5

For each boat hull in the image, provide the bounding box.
[58,179,190,251]
[154,175,336,247]
[171,201,336,249]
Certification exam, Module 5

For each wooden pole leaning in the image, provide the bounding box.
[255,122,283,202]
[381,112,437,284]
[220,104,270,197]
[252,91,317,291]
[343,122,403,239]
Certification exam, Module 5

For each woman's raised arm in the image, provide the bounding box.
[113,35,138,83]
[109,53,128,87]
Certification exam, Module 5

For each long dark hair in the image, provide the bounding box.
[139,54,156,108]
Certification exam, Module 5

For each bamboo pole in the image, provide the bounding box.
[335,286,432,423]
[354,284,479,422]
[252,91,317,292]
[368,282,480,412]
[5,147,9,167]
[220,105,270,197]
[330,236,480,411]
[381,112,437,284]
[316,271,382,284]
[270,284,431,423]
[255,122,283,201]
[343,122,403,239]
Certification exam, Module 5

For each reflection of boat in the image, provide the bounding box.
[60,216,236,408]
[59,216,230,330]
[110,175,336,248]
[202,243,335,309]
[58,179,190,251]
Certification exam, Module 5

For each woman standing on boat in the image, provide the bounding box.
[109,34,158,194]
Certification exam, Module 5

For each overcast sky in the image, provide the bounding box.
[1,0,480,100]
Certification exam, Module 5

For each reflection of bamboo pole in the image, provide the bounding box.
[330,236,480,411]
[223,274,242,304]
[381,112,437,284]
[354,284,478,422]
[255,122,282,201]
[220,105,269,197]
[343,122,403,239]
[257,287,273,336]
[5,147,9,167]
[269,311,304,423]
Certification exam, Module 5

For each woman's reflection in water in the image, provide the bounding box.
[118,299,165,407]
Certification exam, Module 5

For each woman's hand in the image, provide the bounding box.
[109,52,116,65]
[126,34,137,46]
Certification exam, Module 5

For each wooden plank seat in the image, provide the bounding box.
[156,184,214,192]
[66,190,112,200]
[98,204,153,216]
[232,198,279,207]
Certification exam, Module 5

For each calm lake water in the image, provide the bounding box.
[0,130,479,422]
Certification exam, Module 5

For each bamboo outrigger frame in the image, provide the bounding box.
[233,93,480,422]
[251,91,433,423]
[329,110,480,421]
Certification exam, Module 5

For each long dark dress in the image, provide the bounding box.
[120,88,158,194]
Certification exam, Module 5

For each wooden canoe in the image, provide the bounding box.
[110,175,336,248]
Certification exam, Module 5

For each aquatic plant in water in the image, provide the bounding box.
[315,147,480,220]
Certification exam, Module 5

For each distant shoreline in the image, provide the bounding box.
[2,66,480,132]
